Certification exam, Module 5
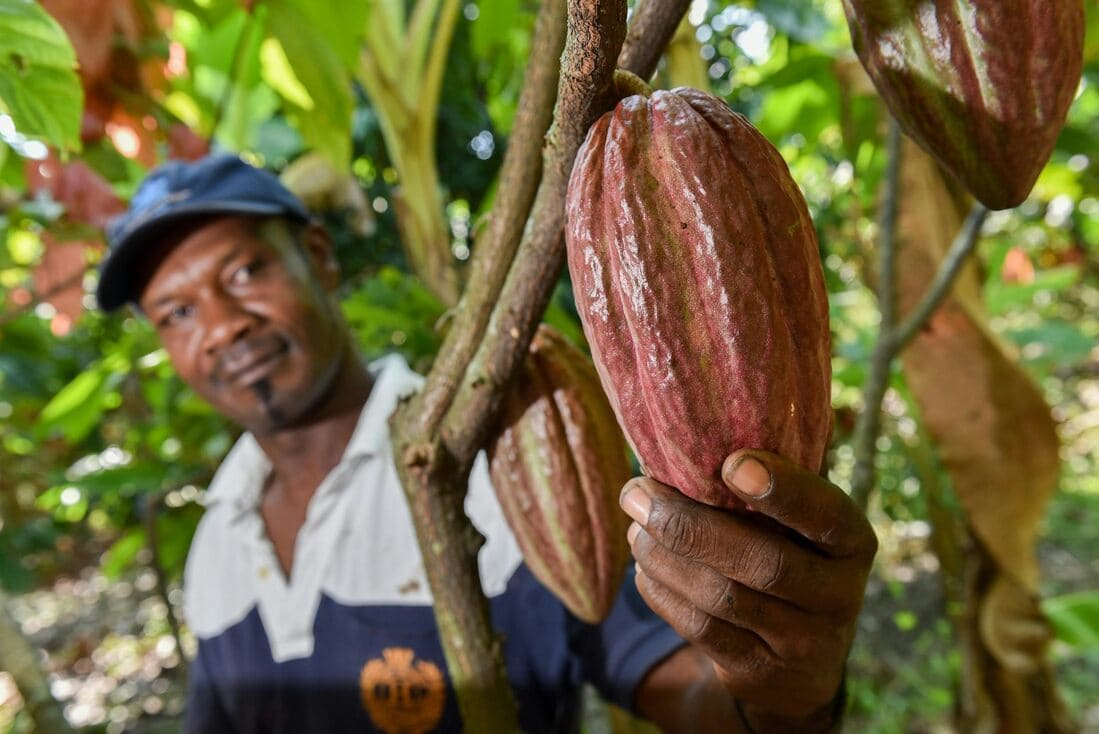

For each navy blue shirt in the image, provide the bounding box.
[181,356,685,733]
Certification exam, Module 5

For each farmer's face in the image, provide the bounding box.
[137,215,345,434]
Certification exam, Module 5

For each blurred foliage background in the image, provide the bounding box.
[0,0,1097,731]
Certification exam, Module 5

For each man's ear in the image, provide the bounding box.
[300,220,340,290]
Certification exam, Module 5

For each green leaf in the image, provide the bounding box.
[984,265,1081,315]
[1044,591,1099,651]
[0,0,82,150]
[755,76,838,143]
[75,462,171,496]
[264,0,354,165]
[102,528,147,580]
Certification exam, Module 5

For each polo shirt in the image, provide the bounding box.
[182,354,686,733]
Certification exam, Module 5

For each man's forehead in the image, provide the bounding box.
[135,216,294,303]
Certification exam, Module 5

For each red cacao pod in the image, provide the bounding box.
[842,0,1084,210]
[488,325,633,623]
[565,88,831,510]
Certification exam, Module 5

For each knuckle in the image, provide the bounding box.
[749,545,786,593]
[707,576,737,619]
[682,606,713,642]
[659,510,711,561]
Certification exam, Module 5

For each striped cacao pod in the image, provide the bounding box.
[842,0,1085,210]
[488,325,632,623]
[565,88,831,510]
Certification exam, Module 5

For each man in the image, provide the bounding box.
[96,154,877,733]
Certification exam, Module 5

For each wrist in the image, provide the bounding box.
[735,677,847,734]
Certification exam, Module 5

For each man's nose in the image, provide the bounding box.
[201,294,258,355]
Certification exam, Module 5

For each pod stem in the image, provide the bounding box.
[613,68,653,99]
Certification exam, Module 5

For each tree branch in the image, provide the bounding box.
[619,0,693,79]
[890,204,989,351]
[404,0,569,438]
[851,119,903,509]
[0,268,85,328]
[851,121,989,510]
[388,0,688,729]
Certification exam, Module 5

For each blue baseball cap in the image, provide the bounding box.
[96,154,311,311]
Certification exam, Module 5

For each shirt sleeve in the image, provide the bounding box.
[183,639,237,734]
[571,564,688,712]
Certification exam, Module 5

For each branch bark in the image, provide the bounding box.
[405,0,569,439]
[850,120,903,509]
[388,0,689,729]
[619,0,693,80]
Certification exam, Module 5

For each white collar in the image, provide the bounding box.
[202,353,424,521]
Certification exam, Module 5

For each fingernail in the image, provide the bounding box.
[729,457,772,498]
[627,522,640,545]
[620,486,652,525]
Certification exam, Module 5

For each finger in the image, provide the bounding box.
[623,478,864,613]
[632,564,771,673]
[633,567,836,715]
[629,522,826,659]
[723,450,878,559]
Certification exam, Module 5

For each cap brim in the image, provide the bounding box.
[96,201,308,312]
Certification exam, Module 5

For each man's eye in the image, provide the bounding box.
[230,259,264,285]
[159,304,194,327]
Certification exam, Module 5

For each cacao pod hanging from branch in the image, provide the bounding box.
[488,325,633,624]
[841,0,1085,210]
[565,87,832,510]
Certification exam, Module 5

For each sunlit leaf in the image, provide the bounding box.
[102,528,146,579]
[1044,591,1099,652]
[264,0,353,165]
[0,0,82,149]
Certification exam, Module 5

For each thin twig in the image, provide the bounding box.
[143,490,189,677]
[851,122,990,510]
[0,268,85,328]
[850,120,903,509]
[890,204,989,351]
[619,0,693,80]
[406,0,569,438]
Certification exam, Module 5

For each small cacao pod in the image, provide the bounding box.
[565,88,831,510]
[488,325,633,623]
[842,0,1084,210]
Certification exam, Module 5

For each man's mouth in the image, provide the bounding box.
[218,337,290,388]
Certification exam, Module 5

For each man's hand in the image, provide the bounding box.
[621,449,877,732]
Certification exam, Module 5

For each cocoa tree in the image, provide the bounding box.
[2,1,1098,731]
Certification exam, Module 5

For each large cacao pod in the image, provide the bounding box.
[842,0,1085,210]
[488,325,632,623]
[564,88,831,510]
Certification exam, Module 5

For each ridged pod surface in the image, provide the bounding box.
[842,0,1084,210]
[565,88,831,510]
[488,325,632,623]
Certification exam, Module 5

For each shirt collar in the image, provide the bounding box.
[202,353,425,518]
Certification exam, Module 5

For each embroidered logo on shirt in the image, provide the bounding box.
[360,647,445,733]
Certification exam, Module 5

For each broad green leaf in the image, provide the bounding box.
[755,76,838,144]
[1044,591,1099,651]
[265,0,353,164]
[282,0,366,68]
[0,0,82,150]
[38,352,129,442]
[75,462,171,496]
[102,528,147,579]
[39,368,107,424]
